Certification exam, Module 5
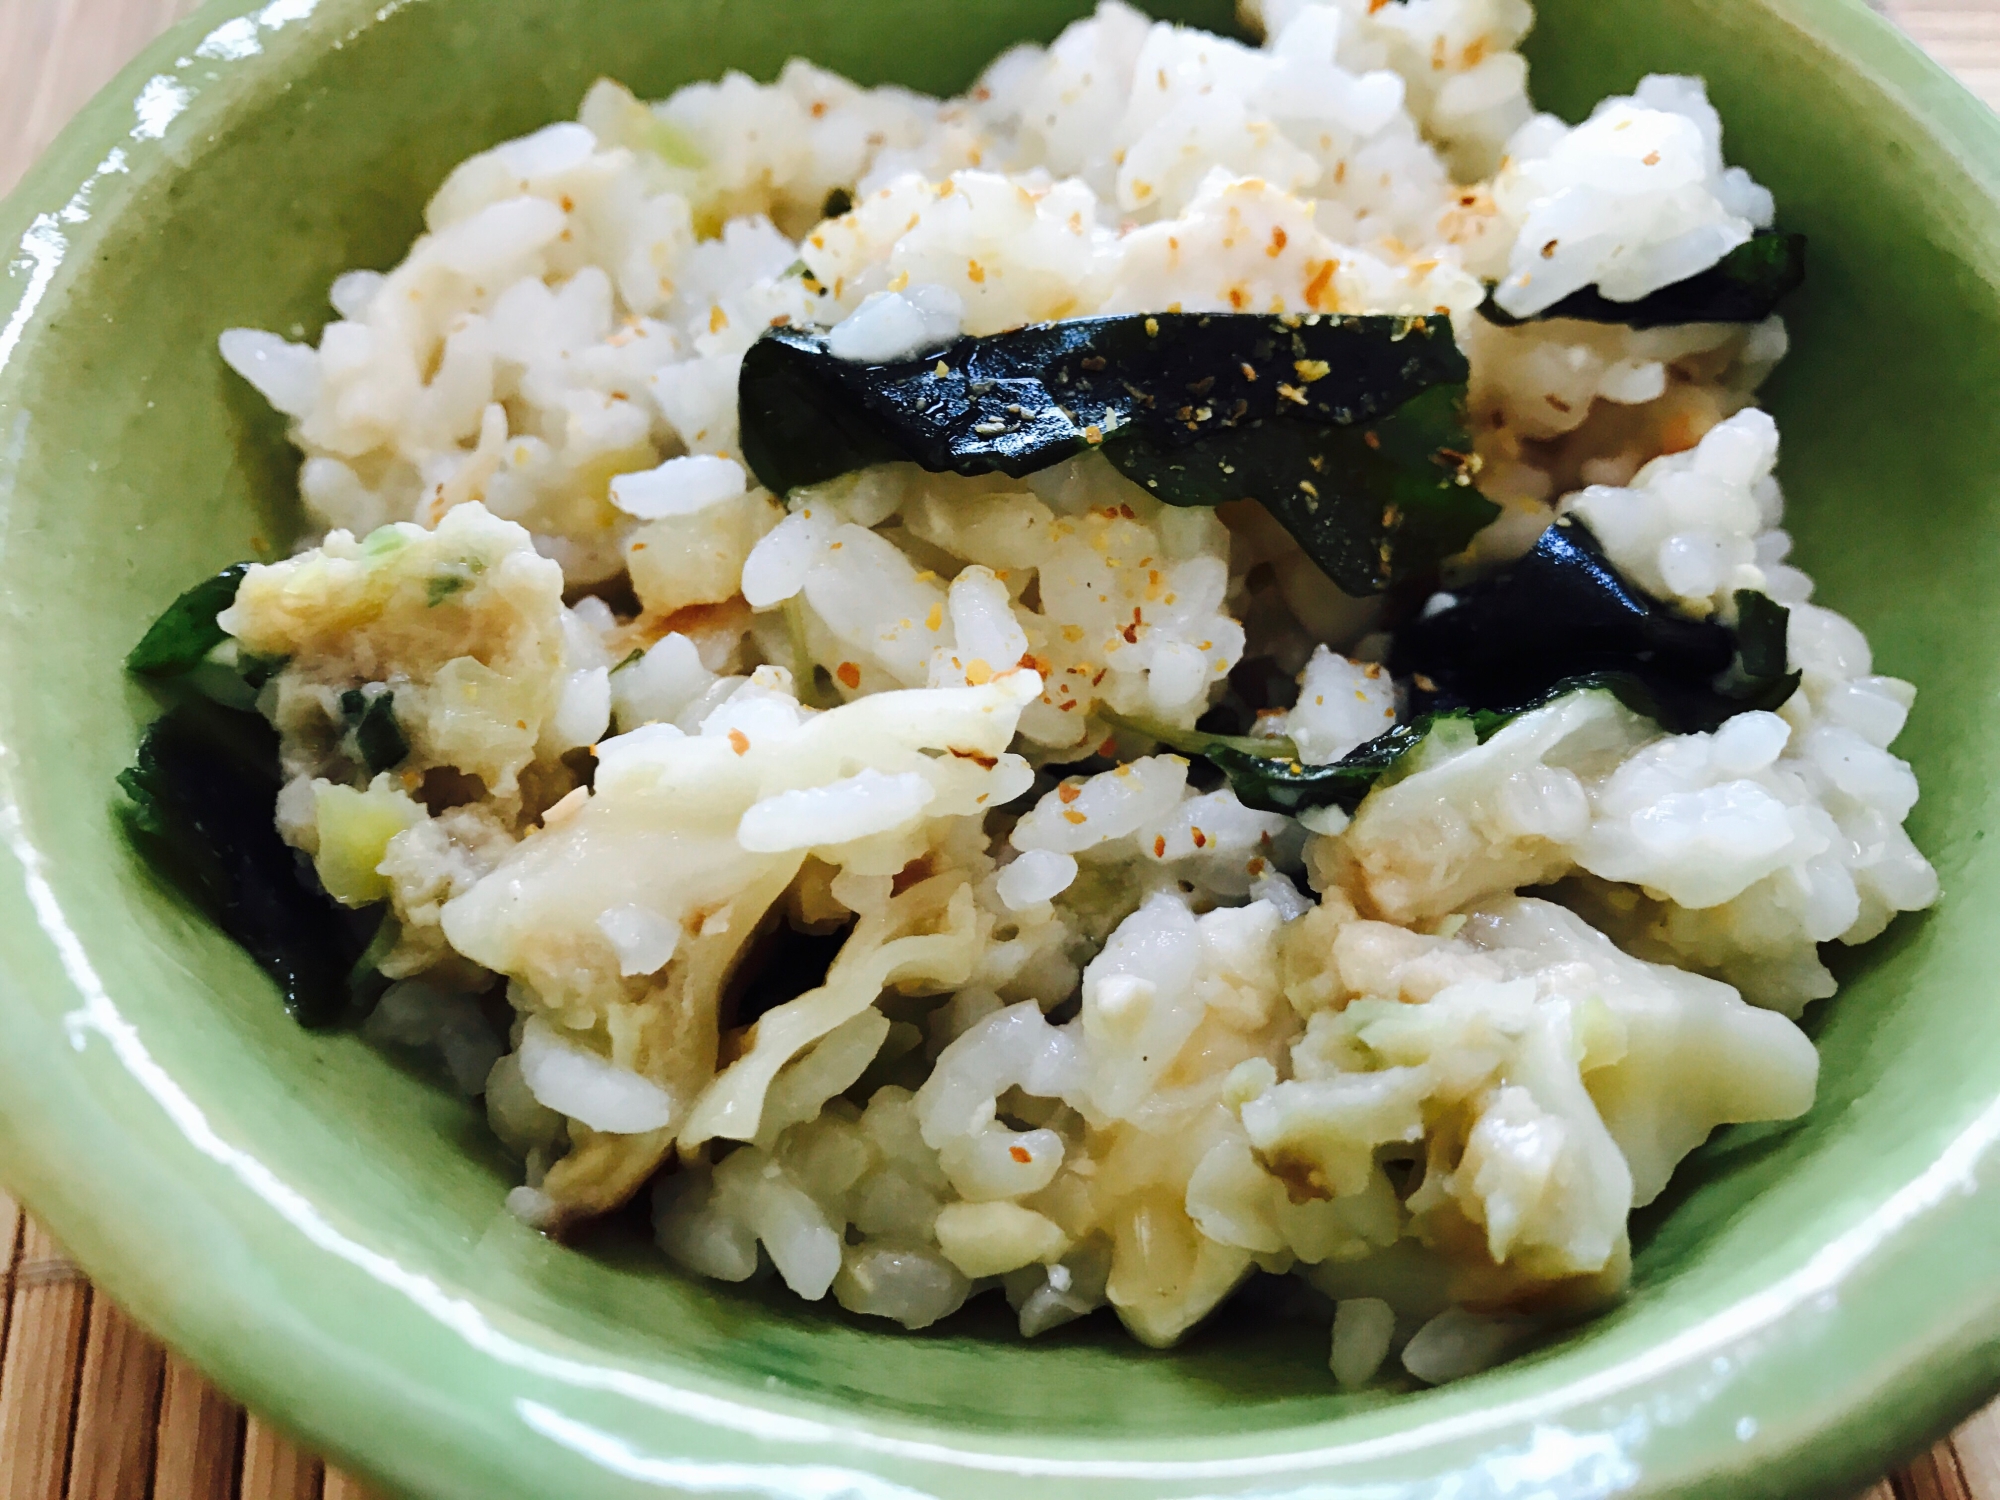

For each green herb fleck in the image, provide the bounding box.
[423,557,483,606]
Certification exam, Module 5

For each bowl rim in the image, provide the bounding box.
[4,0,2000,1496]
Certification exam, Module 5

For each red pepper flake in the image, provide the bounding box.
[835,661,861,690]
[1304,259,1338,310]
[728,729,750,755]
[1191,827,1208,849]
[1098,736,1119,758]
[1153,835,1167,858]
[1009,1145,1033,1164]
[950,747,999,769]
[1058,782,1083,804]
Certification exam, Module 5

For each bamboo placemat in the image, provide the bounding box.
[2,1,1998,1497]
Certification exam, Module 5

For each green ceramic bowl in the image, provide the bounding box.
[2,0,1997,1495]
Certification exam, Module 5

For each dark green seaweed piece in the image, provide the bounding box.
[738,312,1495,594]
[339,688,410,775]
[1107,521,1797,816]
[1480,231,1806,330]
[117,703,366,1027]
[126,563,251,676]
[1118,670,1765,819]
[1733,587,1793,684]
[1106,706,1512,818]
[1110,383,1494,593]
[1389,519,1799,732]
[239,652,287,692]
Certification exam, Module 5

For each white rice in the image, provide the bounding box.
[210,0,1936,1383]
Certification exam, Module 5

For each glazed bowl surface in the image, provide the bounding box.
[2,0,1998,1495]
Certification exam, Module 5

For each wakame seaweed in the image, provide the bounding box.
[118,703,369,1028]
[1108,705,1515,818]
[1480,231,1806,330]
[1389,518,1799,731]
[1110,521,1797,816]
[738,311,1496,594]
[126,563,251,676]
[122,578,387,1023]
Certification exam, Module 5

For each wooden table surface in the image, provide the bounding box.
[2,2,1998,1498]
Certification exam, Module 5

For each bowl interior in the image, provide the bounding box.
[4,0,2000,1495]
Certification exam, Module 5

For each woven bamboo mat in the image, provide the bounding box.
[2,1,1999,1497]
